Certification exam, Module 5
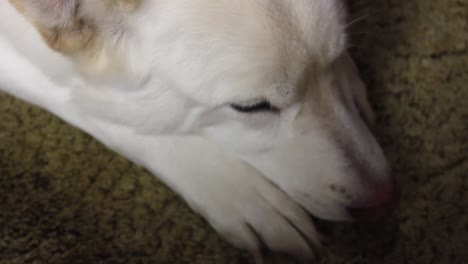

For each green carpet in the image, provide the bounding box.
[1,0,467,263]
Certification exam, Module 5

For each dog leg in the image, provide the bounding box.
[126,135,320,261]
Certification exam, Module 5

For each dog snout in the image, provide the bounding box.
[347,180,400,221]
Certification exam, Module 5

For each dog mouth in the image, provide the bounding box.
[301,180,400,250]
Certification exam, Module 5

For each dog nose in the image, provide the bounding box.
[347,181,400,221]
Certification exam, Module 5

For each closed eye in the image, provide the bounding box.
[230,101,279,113]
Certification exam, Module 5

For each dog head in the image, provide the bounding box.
[11,0,398,221]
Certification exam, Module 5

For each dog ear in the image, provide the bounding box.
[10,0,79,28]
[10,0,96,55]
[10,0,141,77]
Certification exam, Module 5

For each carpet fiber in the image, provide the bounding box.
[1,0,467,263]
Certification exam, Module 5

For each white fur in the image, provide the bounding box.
[0,0,393,259]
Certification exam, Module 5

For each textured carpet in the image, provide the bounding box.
[1,0,467,263]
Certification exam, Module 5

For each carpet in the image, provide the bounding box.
[1,0,467,263]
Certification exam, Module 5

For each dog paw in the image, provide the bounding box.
[184,168,320,260]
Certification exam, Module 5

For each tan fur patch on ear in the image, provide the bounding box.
[105,0,141,11]
[36,19,99,55]
[9,0,99,55]
[9,0,26,13]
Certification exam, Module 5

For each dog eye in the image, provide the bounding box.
[230,101,279,113]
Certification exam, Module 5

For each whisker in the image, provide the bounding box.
[345,9,380,29]
[345,13,370,29]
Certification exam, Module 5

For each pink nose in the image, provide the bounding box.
[347,181,400,221]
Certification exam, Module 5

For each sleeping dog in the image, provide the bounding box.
[0,0,398,260]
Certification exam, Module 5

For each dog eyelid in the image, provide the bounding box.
[230,101,279,114]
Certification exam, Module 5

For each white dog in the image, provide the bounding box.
[0,0,398,260]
